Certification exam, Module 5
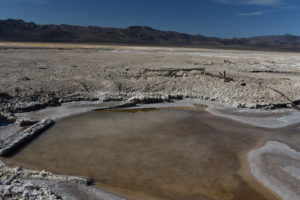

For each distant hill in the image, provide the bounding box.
[1,19,300,51]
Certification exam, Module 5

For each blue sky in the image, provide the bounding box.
[0,0,299,38]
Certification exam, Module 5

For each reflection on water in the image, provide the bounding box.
[6,108,297,200]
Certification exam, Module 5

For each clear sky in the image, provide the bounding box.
[0,0,299,38]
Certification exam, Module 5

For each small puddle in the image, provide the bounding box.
[4,107,300,200]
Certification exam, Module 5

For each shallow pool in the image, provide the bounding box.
[5,107,300,200]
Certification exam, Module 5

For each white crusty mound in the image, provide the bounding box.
[248,141,300,200]
[0,161,124,200]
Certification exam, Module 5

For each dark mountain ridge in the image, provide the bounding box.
[1,19,300,51]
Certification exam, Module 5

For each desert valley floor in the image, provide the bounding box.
[0,43,300,200]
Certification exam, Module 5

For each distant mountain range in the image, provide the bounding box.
[1,19,300,51]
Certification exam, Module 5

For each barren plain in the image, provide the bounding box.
[1,42,300,115]
[1,43,300,200]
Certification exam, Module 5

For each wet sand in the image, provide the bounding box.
[4,108,300,200]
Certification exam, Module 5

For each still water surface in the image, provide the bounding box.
[7,107,300,200]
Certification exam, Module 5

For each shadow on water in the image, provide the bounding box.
[5,107,298,200]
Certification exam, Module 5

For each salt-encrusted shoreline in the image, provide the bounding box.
[0,101,139,200]
[1,98,300,199]
[2,45,300,119]
[248,141,300,200]
[0,160,125,200]
[0,118,54,156]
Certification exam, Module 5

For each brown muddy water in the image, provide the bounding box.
[4,107,300,200]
